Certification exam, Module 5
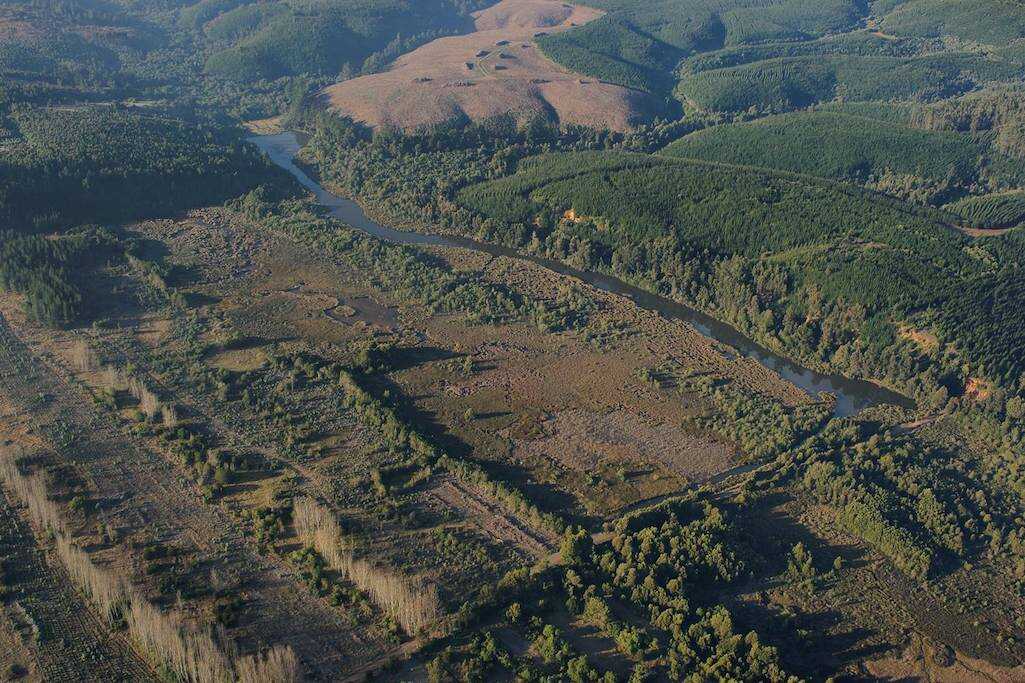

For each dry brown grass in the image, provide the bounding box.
[293,497,441,635]
[161,405,179,428]
[101,364,168,420]
[70,339,98,373]
[103,364,124,391]
[74,349,169,422]
[126,376,161,419]
[323,0,656,132]
[235,645,303,683]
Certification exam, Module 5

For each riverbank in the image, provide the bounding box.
[249,131,915,417]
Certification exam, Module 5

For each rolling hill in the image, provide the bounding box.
[321,0,663,132]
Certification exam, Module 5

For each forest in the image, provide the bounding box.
[0,229,122,326]
[663,109,1025,205]
[304,109,1025,414]
[877,0,1025,45]
[452,149,1025,396]
[2,0,1025,679]
[199,0,486,82]
[0,106,289,232]
[947,192,1025,228]
[676,53,1023,115]
[536,0,865,97]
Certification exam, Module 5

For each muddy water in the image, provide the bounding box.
[250,132,914,417]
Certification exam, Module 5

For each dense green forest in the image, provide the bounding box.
[0,106,289,231]
[451,149,1025,394]
[199,0,487,82]
[457,151,970,260]
[535,15,686,94]
[536,0,866,96]
[536,0,1025,114]
[946,192,1025,228]
[0,229,122,326]
[677,53,1023,114]
[877,0,1025,45]
[911,90,1025,161]
[678,30,924,74]
[662,110,1025,205]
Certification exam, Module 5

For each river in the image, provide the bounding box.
[250,131,915,417]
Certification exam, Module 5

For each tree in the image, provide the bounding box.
[566,655,594,683]
[1006,395,1025,421]
[786,542,815,588]
[426,648,453,683]
[560,527,593,567]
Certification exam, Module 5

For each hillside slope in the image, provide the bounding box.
[322,0,662,132]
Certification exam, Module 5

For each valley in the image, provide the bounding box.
[1,0,1025,680]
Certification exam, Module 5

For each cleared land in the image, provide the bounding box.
[0,473,151,682]
[322,0,659,132]
[129,207,795,525]
[0,303,393,679]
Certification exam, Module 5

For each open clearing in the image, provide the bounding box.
[0,475,151,682]
[322,0,658,132]
[0,301,392,679]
